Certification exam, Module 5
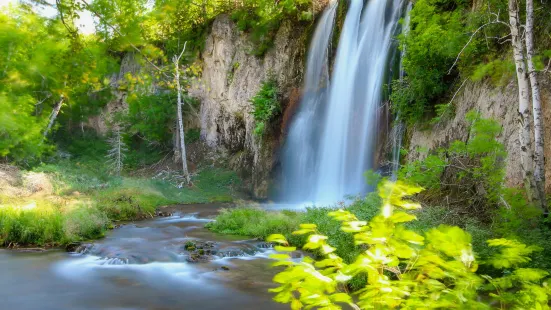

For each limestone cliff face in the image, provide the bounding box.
[190,15,309,198]
[86,53,146,135]
[406,77,551,192]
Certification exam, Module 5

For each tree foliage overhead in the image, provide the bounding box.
[0,5,117,162]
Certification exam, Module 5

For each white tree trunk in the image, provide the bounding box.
[174,55,190,185]
[43,96,64,137]
[509,0,537,202]
[525,0,548,211]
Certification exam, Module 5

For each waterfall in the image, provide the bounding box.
[280,1,338,202]
[391,1,412,180]
[281,0,404,203]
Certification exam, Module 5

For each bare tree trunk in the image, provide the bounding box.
[173,48,190,185]
[173,118,181,163]
[43,96,64,137]
[525,0,548,212]
[509,0,538,203]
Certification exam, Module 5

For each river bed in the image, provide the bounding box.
[0,204,286,310]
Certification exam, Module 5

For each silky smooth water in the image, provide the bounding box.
[280,0,338,202]
[0,205,284,310]
[281,0,404,203]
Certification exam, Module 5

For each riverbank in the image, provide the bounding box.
[0,153,242,248]
[0,203,285,310]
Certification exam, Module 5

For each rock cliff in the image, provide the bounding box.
[190,15,310,198]
[406,77,551,192]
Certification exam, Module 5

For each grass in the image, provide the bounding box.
[206,207,302,239]
[0,200,109,246]
[0,136,243,247]
[207,191,551,279]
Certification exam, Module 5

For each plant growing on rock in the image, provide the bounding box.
[267,180,551,309]
[399,111,506,219]
[250,77,281,137]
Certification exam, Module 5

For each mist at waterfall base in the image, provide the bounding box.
[278,0,406,206]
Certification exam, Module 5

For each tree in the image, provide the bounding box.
[106,127,128,176]
[43,95,64,137]
[524,0,547,212]
[173,43,190,185]
[0,5,115,161]
[507,0,543,209]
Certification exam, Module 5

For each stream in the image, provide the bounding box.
[0,204,286,310]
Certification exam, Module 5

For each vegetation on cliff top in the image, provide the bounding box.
[392,0,551,124]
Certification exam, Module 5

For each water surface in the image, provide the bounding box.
[0,204,285,310]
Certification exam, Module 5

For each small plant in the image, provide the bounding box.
[227,62,240,84]
[267,180,551,309]
[185,128,201,144]
[250,77,280,137]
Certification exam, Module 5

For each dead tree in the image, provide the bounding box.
[173,43,190,185]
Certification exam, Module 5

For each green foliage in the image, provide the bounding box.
[185,128,201,144]
[94,187,167,220]
[63,207,109,241]
[231,0,312,55]
[0,93,49,162]
[0,204,64,246]
[471,58,515,86]
[125,92,177,146]
[268,181,551,309]
[250,77,281,136]
[0,6,117,162]
[392,0,479,123]
[399,111,505,215]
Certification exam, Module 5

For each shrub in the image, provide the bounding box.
[250,77,281,136]
[231,0,312,55]
[267,181,551,309]
[391,0,479,123]
[0,202,108,246]
[399,111,506,219]
[63,207,109,241]
[94,187,169,221]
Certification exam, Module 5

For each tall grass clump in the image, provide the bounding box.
[206,207,301,239]
[0,201,109,246]
[0,206,64,246]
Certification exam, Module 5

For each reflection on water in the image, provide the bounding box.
[0,204,285,310]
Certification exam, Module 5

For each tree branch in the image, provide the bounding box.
[448,21,502,74]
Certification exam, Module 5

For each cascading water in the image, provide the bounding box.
[281,0,404,203]
[280,1,338,202]
[390,1,412,180]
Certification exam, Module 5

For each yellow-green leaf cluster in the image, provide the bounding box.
[268,180,551,309]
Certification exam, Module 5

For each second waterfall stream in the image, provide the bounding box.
[281,0,405,204]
